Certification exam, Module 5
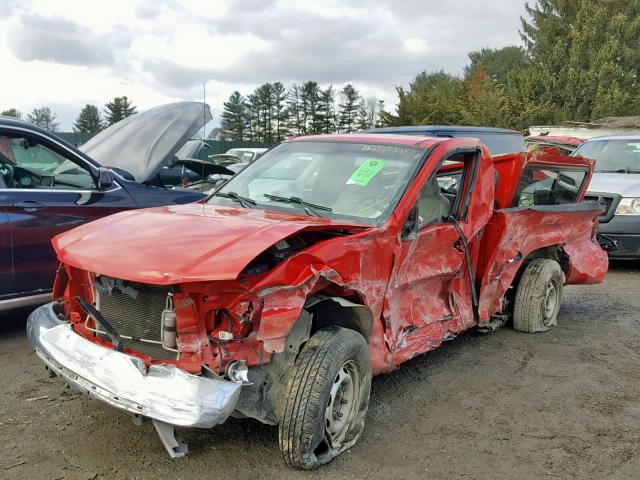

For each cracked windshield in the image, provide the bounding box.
[209,141,424,223]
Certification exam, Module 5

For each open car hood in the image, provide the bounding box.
[176,158,237,177]
[52,203,366,284]
[80,102,212,183]
[209,153,243,165]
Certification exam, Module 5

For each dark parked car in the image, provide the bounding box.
[0,102,210,310]
[364,125,526,155]
[159,139,211,187]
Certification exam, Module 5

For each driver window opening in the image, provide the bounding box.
[0,134,95,190]
[417,151,476,226]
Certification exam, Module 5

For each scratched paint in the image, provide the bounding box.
[50,135,608,378]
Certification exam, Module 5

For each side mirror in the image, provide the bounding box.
[97,167,114,190]
[401,204,419,241]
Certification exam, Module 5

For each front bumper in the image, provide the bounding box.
[27,303,242,429]
[598,233,640,258]
[598,216,640,258]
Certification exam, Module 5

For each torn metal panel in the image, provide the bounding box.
[30,132,609,460]
[477,204,607,321]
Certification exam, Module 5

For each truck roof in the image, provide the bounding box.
[364,125,521,135]
[289,133,452,150]
[360,125,525,155]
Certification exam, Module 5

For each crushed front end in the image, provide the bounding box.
[26,265,278,458]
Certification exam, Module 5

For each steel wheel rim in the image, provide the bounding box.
[324,360,359,447]
[543,281,559,325]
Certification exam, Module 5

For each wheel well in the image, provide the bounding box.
[304,293,374,341]
[518,245,569,277]
[504,245,569,314]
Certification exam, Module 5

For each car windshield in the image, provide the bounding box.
[209,141,425,224]
[573,139,640,173]
[226,149,256,162]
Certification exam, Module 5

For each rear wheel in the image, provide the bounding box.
[513,258,565,333]
[278,327,371,470]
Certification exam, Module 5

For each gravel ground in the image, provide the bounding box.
[2,261,639,480]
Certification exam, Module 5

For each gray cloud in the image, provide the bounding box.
[134,0,181,20]
[144,59,217,90]
[9,13,131,66]
[143,0,523,92]
[0,0,22,19]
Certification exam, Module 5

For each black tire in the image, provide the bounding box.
[278,327,371,470]
[513,258,565,333]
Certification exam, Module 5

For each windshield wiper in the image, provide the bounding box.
[263,193,332,217]
[212,191,256,208]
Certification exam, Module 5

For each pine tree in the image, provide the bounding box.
[27,107,59,132]
[356,96,383,130]
[316,86,335,134]
[104,96,137,125]
[337,84,360,132]
[464,46,528,85]
[381,71,465,127]
[1,108,22,119]
[221,91,249,141]
[271,82,289,141]
[301,81,321,134]
[249,83,275,143]
[73,104,103,135]
[518,0,640,121]
[286,84,304,136]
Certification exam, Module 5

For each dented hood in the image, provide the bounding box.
[53,204,365,284]
[80,102,212,183]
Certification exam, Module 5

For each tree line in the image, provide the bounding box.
[1,96,137,134]
[221,83,386,142]
[383,0,640,131]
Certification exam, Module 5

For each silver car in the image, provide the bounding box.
[573,135,640,258]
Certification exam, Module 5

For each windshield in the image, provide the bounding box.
[209,141,425,224]
[226,149,257,162]
[573,139,640,172]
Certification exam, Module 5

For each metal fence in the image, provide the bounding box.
[55,131,93,146]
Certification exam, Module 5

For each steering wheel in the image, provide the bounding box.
[0,163,14,187]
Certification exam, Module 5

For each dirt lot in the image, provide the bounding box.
[2,262,639,480]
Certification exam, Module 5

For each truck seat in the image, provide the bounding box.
[418,178,450,223]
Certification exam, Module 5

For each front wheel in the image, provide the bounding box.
[513,258,565,333]
[278,327,371,470]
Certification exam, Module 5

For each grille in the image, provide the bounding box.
[584,195,615,221]
[95,281,177,360]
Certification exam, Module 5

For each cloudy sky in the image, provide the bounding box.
[0,0,526,130]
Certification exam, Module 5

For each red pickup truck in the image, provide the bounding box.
[27,133,607,469]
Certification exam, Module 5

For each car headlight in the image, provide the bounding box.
[615,197,640,215]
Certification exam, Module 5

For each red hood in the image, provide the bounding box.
[53,203,366,284]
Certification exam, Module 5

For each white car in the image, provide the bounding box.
[224,147,268,163]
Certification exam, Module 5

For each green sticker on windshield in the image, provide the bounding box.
[347,158,385,186]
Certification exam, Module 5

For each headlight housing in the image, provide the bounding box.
[615,197,640,215]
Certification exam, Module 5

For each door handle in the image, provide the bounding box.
[13,200,47,210]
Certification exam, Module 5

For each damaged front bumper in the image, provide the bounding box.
[27,303,242,453]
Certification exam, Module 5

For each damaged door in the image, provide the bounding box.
[384,149,487,361]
